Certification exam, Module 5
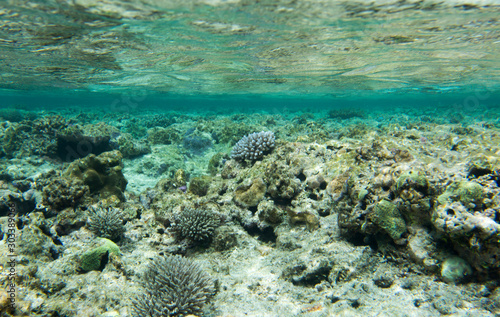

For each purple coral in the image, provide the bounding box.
[230,131,275,161]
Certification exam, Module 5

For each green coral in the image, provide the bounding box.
[80,238,120,272]
[457,181,483,205]
[437,181,483,207]
[372,199,406,240]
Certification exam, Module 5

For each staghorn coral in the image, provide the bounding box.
[230,131,275,161]
[132,255,215,317]
[86,205,125,241]
[173,209,221,243]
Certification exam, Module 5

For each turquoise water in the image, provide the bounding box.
[0,0,498,98]
[3,90,499,121]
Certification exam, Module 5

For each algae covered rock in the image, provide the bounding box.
[394,170,429,197]
[208,152,227,176]
[38,174,89,213]
[233,178,267,208]
[64,150,128,201]
[146,126,180,145]
[57,122,117,161]
[282,256,333,286]
[212,225,239,251]
[173,169,187,188]
[0,115,67,158]
[112,133,150,158]
[79,238,120,272]
[437,181,484,208]
[188,175,212,196]
[265,161,302,201]
[18,223,60,261]
[393,170,432,226]
[467,154,499,178]
[287,199,320,231]
[257,199,285,225]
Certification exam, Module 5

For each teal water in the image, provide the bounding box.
[0,0,498,99]
[2,90,499,120]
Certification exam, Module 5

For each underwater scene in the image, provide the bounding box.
[0,0,500,316]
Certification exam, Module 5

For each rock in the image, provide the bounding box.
[407,227,438,269]
[283,257,333,286]
[189,175,212,196]
[234,178,266,208]
[212,226,239,251]
[441,256,472,284]
[64,150,127,201]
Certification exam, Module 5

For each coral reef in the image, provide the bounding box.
[132,255,215,317]
[2,106,500,316]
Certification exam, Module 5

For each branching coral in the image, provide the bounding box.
[230,131,275,161]
[172,209,221,243]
